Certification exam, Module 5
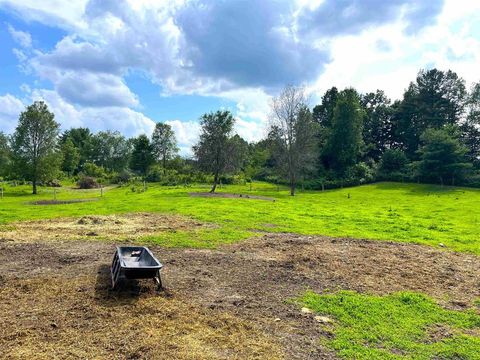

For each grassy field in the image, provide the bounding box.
[0,181,479,254]
[299,290,480,359]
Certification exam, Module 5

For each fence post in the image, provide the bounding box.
[101,186,103,197]
[0,188,3,199]
[54,188,57,200]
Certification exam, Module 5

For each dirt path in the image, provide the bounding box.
[0,226,478,359]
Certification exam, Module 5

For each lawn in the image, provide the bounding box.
[299,290,480,359]
[0,181,479,254]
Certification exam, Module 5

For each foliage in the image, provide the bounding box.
[60,138,80,175]
[378,149,408,181]
[322,89,365,176]
[91,130,131,172]
[129,134,155,178]
[151,122,179,172]
[416,128,472,185]
[299,290,480,359]
[81,161,106,178]
[0,132,11,178]
[10,101,61,194]
[193,110,242,193]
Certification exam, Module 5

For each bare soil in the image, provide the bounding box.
[0,213,211,243]
[0,215,479,359]
[189,192,276,201]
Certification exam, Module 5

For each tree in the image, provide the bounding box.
[91,131,131,172]
[270,85,318,195]
[61,128,94,170]
[460,82,480,167]
[0,132,11,178]
[60,138,80,176]
[361,90,394,161]
[394,69,467,159]
[312,87,338,128]
[322,89,364,176]
[416,128,472,185]
[378,149,408,180]
[129,134,154,178]
[151,122,179,174]
[11,101,61,194]
[193,110,239,193]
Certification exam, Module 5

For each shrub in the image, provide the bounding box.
[77,176,99,189]
[82,162,106,178]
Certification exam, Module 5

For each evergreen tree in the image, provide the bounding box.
[129,134,154,178]
[416,128,471,185]
[322,89,364,176]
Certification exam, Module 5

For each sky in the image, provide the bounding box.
[0,0,480,155]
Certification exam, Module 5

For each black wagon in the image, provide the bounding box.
[111,246,163,290]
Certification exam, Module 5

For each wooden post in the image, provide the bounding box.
[249,182,252,191]
[0,188,3,199]
[100,186,103,197]
[143,181,146,192]
[53,188,57,200]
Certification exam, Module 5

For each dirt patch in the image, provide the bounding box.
[0,213,210,243]
[189,192,276,201]
[30,198,99,205]
[0,234,478,359]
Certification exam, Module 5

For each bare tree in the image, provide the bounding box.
[269,85,318,195]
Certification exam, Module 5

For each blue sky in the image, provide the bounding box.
[1,0,480,155]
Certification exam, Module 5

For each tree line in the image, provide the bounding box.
[0,68,479,195]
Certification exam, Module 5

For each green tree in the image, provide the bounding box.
[416,128,472,185]
[11,101,61,194]
[0,132,11,178]
[378,149,408,180]
[129,134,154,178]
[193,110,239,193]
[322,89,365,176]
[394,69,467,159]
[151,122,179,174]
[312,87,338,128]
[60,138,80,176]
[91,131,131,172]
[361,90,393,161]
[61,128,94,170]
[460,82,480,167]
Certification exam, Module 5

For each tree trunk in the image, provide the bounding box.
[163,153,166,175]
[32,178,37,195]
[290,174,295,196]
[210,171,219,193]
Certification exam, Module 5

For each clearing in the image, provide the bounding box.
[0,182,479,358]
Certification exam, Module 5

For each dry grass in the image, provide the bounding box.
[0,213,212,243]
[0,273,283,360]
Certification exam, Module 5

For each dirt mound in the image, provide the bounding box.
[1,213,209,243]
[189,192,276,201]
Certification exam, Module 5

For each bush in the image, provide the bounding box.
[82,162,106,178]
[378,149,408,180]
[77,176,99,189]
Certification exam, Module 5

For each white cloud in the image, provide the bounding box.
[0,94,25,133]
[7,24,32,48]
[165,119,200,156]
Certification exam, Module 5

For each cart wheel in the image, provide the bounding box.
[154,272,163,291]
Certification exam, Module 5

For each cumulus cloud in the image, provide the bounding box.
[298,0,445,37]
[174,0,329,90]
[7,24,32,48]
[55,72,139,108]
[165,119,200,156]
[0,94,25,133]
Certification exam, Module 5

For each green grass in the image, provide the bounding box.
[299,290,480,359]
[0,181,479,254]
